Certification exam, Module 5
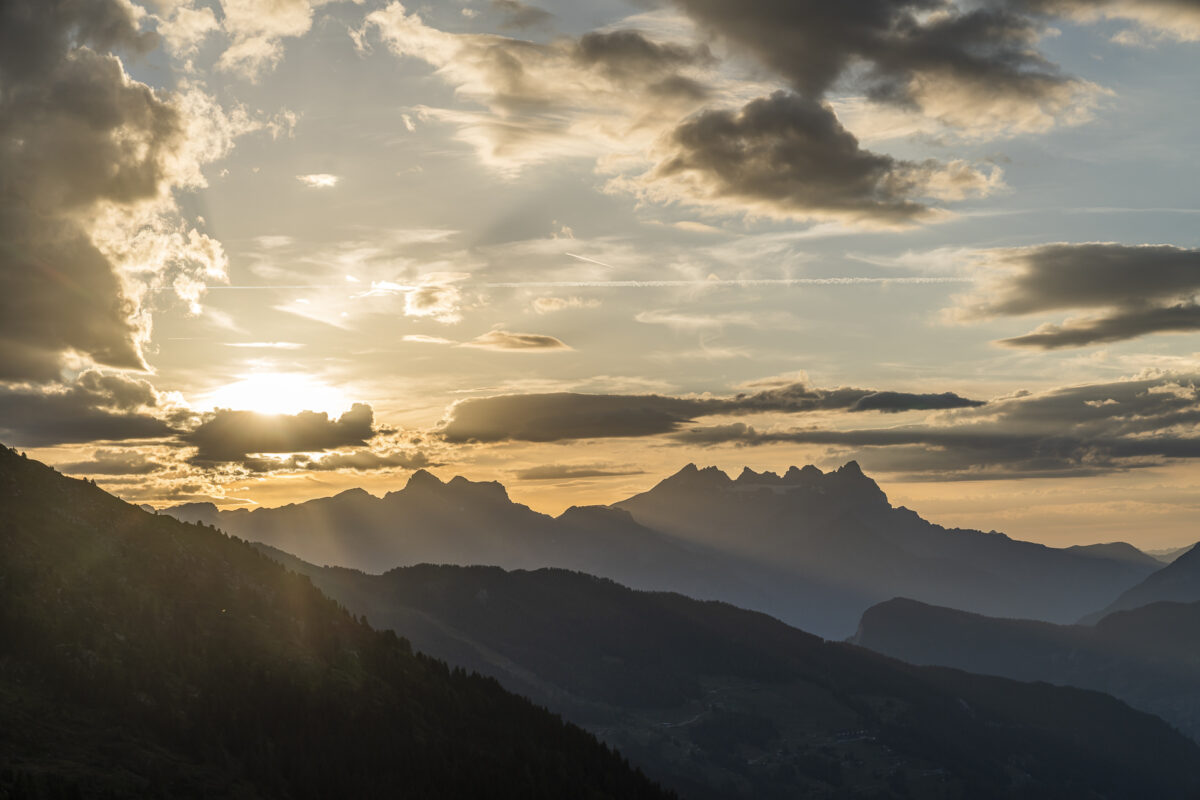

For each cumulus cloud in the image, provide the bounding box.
[671,373,1200,480]
[216,0,326,78]
[669,0,1104,136]
[461,329,572,351]
[954,243,1200,348]
[362,3,1005,225]
[439,382,984,442]
[0,371,176,447]
[0,0,262,381]
[639,92,1001,225]
[184,403,376,462]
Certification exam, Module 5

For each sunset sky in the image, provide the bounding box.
[5,0,1200,547]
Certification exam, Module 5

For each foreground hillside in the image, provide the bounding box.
[262,552,1200,799]
[165,464,1157,638]
[0,446,667,799]
[853,597,1200,743]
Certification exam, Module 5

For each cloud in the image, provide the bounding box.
[513,464,645,481]
[216,0,327,78]
[1018,0,1200,43]
[492,0,554,30]
[359,273,466,323]
[461,329,572,351]
[532,296,599,314]
[669,0,1104,136]
[242,447,435,473]
[57,448,164,476]
[0,0,259,381]
[638,92,1001,226]
[296,173,340,188]
[438,382,984,442]
[362,3,1007,225]
[360,3,722,171]
[954,243,1200,348]
[0,371,176,447]
[670,373,1200,480]
[403,334,457,345]
[184,403,376,462]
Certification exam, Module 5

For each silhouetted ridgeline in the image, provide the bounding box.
[164,463,1159,639]
[257,553,1200,799]
[0,446,669,799]
[1082,542,1200,622]
[853,596,1200,743]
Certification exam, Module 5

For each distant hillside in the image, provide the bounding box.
[1083,543,1200,622]
[0,446,668,799]
[260,550,1200,800]
[164,463,1156,639]
[853,597,1200,743]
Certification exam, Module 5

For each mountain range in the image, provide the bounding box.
[166,462,1161,638]
[253,550,1200,799]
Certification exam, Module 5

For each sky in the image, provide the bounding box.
[4,0,1200,548]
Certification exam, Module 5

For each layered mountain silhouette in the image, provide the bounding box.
[169,463,1158,638]
[1081,542,1200,622]
[853,597,1200,744]
[254,552,1200,799]
[0,446,667,798]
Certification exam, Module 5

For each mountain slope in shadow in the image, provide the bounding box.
[852,596,1200,743]
[260,548,1200,800]
[0,446,668,799]
[1082,543,1200,622]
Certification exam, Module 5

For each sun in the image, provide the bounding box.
[201,373,351,417]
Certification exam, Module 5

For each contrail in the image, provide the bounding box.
[484,277,974,288]
[203,276,974,291]
[564,252,618,269]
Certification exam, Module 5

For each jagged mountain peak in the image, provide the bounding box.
[405,468,445,489]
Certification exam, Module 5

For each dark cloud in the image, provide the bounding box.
[492,0,554,30]
[57,448,163,476]
[185,404,376,463]
[0,0,183,378]
[647,92,996,224]
[514,464,645,481]
[1000,306,1200,349]
[959,244,1200,348]
[439,382,984,443]
[241,448,435,474]
[574,29,713,80]
[670,0,1072,109]
[848,391,990,413]
[671,374,1200,479]
[0,371,174,446]
[462,329,572,351]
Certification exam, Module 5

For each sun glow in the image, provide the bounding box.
[200,373,351,416]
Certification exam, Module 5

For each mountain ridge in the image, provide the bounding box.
[160,462,1160,638]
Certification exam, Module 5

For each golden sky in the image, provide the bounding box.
[4,0,1200,548]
